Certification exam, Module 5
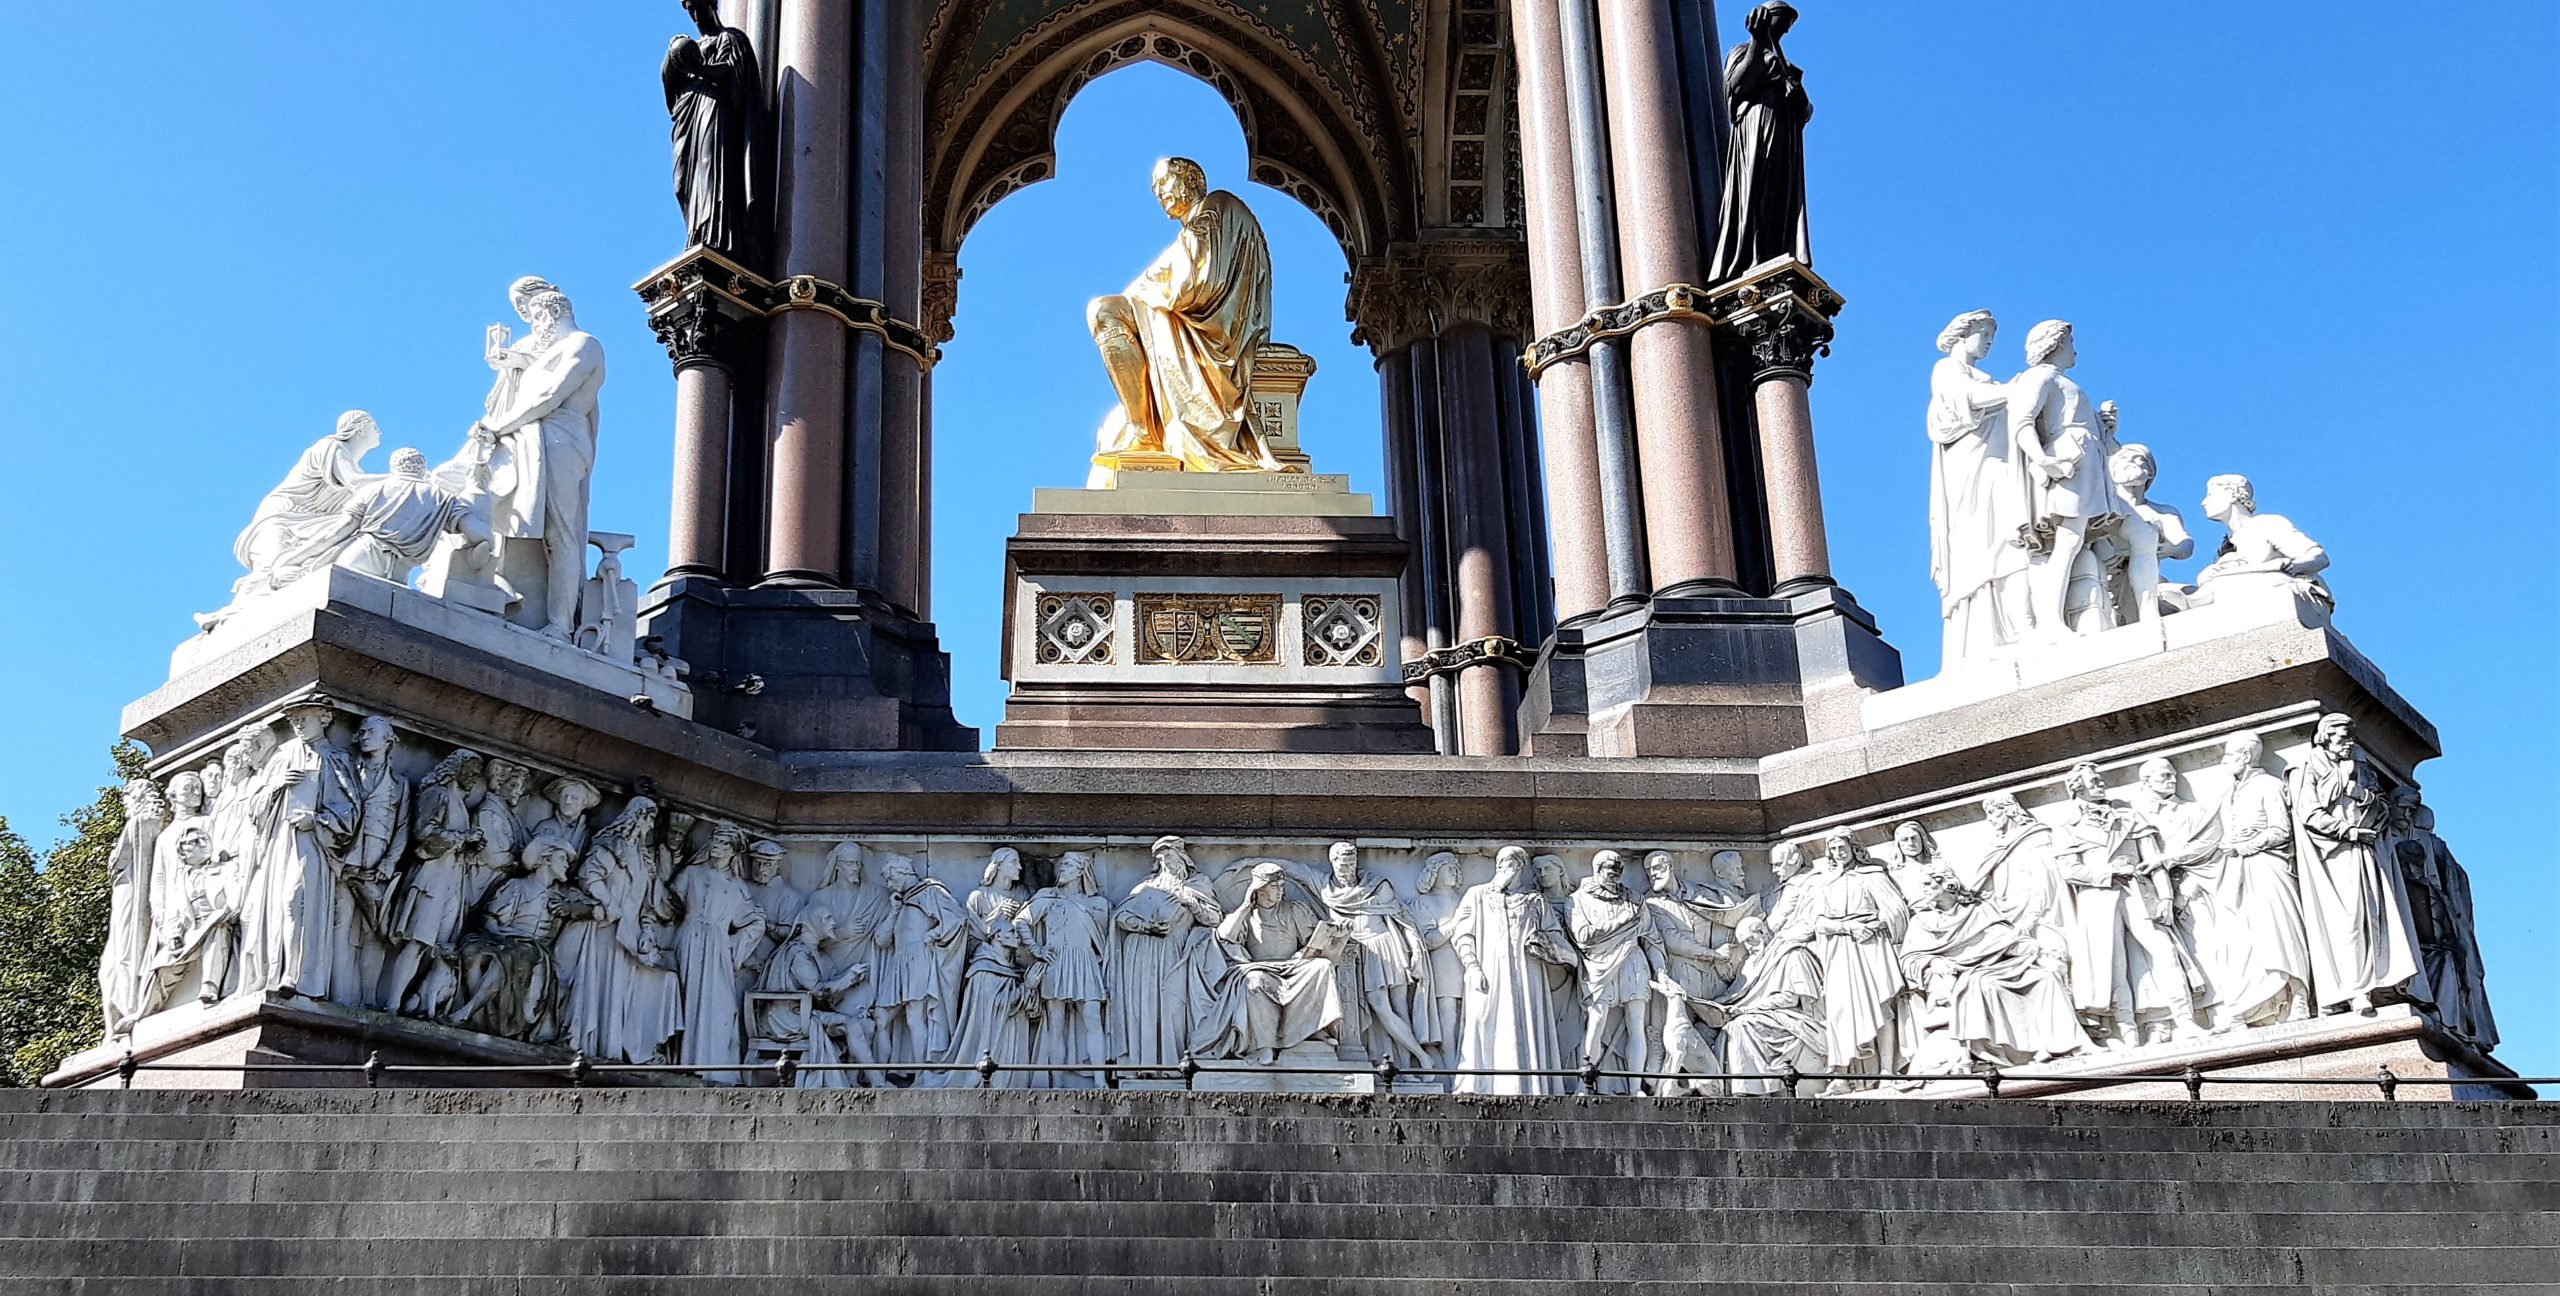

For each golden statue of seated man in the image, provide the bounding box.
[1087,157,1287,485]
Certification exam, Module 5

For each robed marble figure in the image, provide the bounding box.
[1087,157,1284,485]
[664,0,764,266]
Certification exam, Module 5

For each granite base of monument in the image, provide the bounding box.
[997,485,1431,754]
[639,577,978,750]
[1518,584,1902,758]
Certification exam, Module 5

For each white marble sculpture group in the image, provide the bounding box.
[1927,313,2334,667]
[97,700,2495,1092]
[194,278,648,667]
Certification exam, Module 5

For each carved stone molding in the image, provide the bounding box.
[1348,239,1532,356]
[922,251,962,346]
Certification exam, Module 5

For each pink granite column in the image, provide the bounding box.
[1601,0,1738,595]
[1756,373,1833,589]
[760,0,852,586]
[665,360,732,580]
[1446,325,1524,755]
[1510,0,1608,624]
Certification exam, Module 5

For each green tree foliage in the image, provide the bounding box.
[0,742,150,1085]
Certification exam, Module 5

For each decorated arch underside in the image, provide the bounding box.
[924,0,1427,263]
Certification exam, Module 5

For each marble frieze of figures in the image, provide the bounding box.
[1926,311,2333,670]
[95,706,2496,1092]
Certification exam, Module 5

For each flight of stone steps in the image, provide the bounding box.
[2,1088,2554,1293]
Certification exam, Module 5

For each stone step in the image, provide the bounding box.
[0,1282,2537,1296]
[0,1135,2546,1183]
[2,1198,2549,1251]
[4,1166,2546,1215]
[11,1089,2541,1133]
[6,1111,2544,1155]
[5,1235,2554,1286]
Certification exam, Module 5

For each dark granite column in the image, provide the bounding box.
[1442,323,1524,755]
[1376,347,1432,714]
[1556,0,1650,608]
[871,0,927,619]
[760,0,852,586]
[1406,335,1461,752]
[1601,0,1739,595]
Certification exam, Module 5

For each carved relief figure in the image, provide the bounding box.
[875,853,969,1065]
[1449,846,1580,1095]
[1645,852,1736,1092]
[1897,868,2082,1075]
[803,842,893,1065]
[1109,835,1228,1069]
[2050,763,2204,1047]
[2211,734,2313,1028]
[664,0,764,265]
[98,779,169,1037]
[467,759,531,916]
[200,412,382,630]
[672,824,768,1082]
[1087,157,1283,482]
[1968,794,2073,955]
[1708,1,1812,283]
[561,797,683,1064]
[454,829,590,1043]
[342,715,411,1009]
[2191,474,2333,609]
[1693,917,1825,1095]
[382,749,482,1018]
[1025,850,1111,1088]
[2389,791,2496,1048]
[1409,852,1470,1063]
[1530,853,1586,1066]
[1803,833,1908,1092]
[1568,851,1667,1093]
[139,824,235,1017]
[935,848,1038,1088]
[2290,714,2423,1015]
[235,698,362,1002]
[1203,861,1350,1066]
[1925,310,2031,663]
[2128,757,2224,1024]
[1316,842,1439,1069]
[754,908,874,1088]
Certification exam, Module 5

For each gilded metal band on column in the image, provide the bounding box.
[1519,281,1715,378]
[633,248,943,370]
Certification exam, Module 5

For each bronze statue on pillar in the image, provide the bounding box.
[1708,1,1811,284]
[665,0,766,269]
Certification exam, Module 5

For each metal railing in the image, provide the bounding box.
[99,1050,2551,1102]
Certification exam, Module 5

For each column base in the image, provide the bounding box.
[640,576,978,751]
[1517,584,1902,758]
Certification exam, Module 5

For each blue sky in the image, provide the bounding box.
[4,6,2551,1073]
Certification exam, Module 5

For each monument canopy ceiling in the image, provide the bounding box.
[925,0,1428,261]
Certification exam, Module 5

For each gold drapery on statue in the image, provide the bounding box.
[1088,158,1289,486]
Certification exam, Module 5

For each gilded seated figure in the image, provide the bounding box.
[1086,156,1287,486]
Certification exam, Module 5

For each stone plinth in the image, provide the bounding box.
[997,511,1432,754]
[42,993,620,1091]
[172,566,691,719]
[1887,1004,2527,1102]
